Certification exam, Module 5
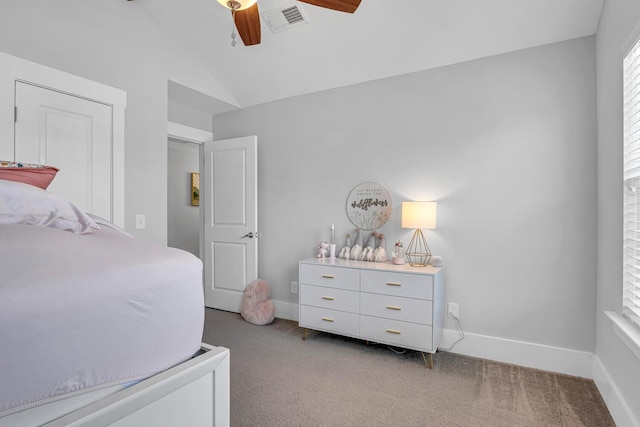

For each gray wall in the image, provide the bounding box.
[1,0,635,418]
[0,0,601,357]
[168,140,200,257]
[212,37,598,352]
[596,0,640,423]
[0,1,235,245]
[169,102,213,132]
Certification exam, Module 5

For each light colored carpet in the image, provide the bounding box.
[202,308,614,427]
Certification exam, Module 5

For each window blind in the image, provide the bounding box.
[623,39,640,328]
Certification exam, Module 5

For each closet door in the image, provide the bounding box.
[14,82,113,220]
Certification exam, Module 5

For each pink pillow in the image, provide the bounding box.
[0,161,59,190]
[241,279,275,325]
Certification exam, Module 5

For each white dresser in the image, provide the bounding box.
[298,257,444,367]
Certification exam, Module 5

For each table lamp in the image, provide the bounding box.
[401,201,437,267]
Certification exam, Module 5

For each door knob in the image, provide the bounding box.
[242,232,254,239]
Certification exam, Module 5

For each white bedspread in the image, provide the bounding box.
[0,222,204,416]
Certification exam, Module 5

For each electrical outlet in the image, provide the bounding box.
[135,214,146,230]
[291,281,298,294]
[448,302,459,318]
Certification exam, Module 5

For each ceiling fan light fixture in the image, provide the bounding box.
[217,0,257,11]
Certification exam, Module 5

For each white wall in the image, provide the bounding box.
[595,0,640,425]
[169,102,213,133]
[0,0,237,245]
[211,37,598,356]
[168,140,200,257]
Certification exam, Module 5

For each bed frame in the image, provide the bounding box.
[0,344,230,427]
[1,52,230,427]
[41,344,230,427]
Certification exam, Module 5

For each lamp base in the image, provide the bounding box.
[406,229,431,267]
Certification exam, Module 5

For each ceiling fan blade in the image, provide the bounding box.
[298,0,361,13]
[233,3,261,46]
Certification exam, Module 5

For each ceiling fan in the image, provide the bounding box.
[216,0,362,46]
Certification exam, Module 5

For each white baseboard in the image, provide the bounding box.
[273,300,299,322]
[593,355,640,427]
[439,328,594,378]
[274,301,593,378]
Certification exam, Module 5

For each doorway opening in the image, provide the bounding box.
[167,137,201,257]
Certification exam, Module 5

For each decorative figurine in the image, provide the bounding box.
[373,233,387,262]
[338,233,351,259]
[392,241,405,265]
[359,232,377,262]
[316,241,329,258]
[349,228,363,260]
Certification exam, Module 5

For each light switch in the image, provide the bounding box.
[135,214,146,230]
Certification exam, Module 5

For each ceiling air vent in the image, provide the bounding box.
[262,4,310,33]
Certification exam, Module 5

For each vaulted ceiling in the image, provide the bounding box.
[138,0,603,113]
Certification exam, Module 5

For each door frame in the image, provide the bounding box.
[166,121,213,268]
[168,121,213,145]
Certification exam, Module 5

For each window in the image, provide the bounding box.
[623,38,640,328]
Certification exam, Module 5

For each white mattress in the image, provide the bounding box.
[0,220,204,417]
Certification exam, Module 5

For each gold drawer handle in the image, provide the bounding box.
[386,305,402,311]
[322,296,335,301]
[322,317,335,322]
[386,329,402,334]
[322,275,335,279]
[386,282,402,287]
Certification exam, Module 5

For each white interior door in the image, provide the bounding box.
[203,136,258,311]
[14,82,113,220]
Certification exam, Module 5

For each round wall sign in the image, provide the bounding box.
[346,182,393,230]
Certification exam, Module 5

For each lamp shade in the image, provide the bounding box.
[401,201,437,229]
[217,0,257,10]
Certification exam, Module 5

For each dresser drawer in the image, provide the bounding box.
[361,270,432,300]
[300,305,359,337]
[360,293,432,325]
[299,264,360,291]
[300,284,359,313]
[360,315,433,352]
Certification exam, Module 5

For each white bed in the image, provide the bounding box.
[0,179,229,426]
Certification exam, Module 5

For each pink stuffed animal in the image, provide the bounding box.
[317,241,329,258]
[241,279,275,325]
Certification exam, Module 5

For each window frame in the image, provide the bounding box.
[623,36,640,330]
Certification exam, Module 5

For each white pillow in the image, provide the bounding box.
[0,179,99,234]
[87,213,132,237]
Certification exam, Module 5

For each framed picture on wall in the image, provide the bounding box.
[191,172,200,206]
